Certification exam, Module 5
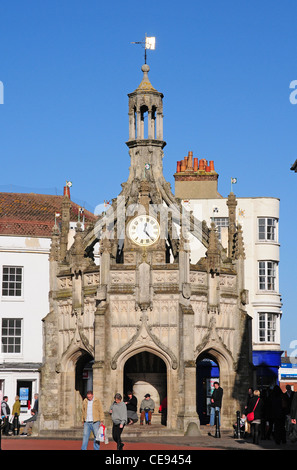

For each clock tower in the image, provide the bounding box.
[39,61,252,439]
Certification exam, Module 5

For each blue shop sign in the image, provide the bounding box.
[253,350,282,367]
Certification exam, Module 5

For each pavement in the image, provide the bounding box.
[1,428,296,453]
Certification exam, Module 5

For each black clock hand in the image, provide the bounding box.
[144,230,154,240]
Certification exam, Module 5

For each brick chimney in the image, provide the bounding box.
[63,185,71,198]
[174,151,222,199]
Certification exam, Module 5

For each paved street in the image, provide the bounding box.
[1,430,296,452]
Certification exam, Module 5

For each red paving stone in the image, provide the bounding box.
[1,438,214,451]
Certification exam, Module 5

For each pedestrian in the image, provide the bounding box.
[1,396,10,436]
[20,409,37,436]
[140,393,155,425]
[289,390,297,442]
[283,385,294,431]
[246,389,264,444]
[271,385,286,445]
[125,391,138,425]
[263,387,273,439]
[32,393,39,413]
[290,389,297,424]
[81,390,104,450]
[110,393,127,450]
[209,382,223,427]
[12,395,21,435]
[159,396,167,426]
[245,387,254,411]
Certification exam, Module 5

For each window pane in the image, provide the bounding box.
[213,217,229,241]
[258,261,276,291]
[258,218,277,242]
[2,266,23,297]
[258,313,276,342]
[1,318,22,353]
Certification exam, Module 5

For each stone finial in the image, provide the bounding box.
[60,193,71,260]
[232,224,246,260]
[227,192,237,258]
[206,222,221,276]
[136,64,156,91]
[138,179,151,210]
[99,229,112,255]
[72,223,85,260]
[49,224,60,261]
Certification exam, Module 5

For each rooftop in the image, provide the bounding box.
[0,191,97,237]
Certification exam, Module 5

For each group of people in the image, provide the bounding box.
[236,385,297,445]
[81,390,157,451]
[207,381,297,447]
[1,393,39,436]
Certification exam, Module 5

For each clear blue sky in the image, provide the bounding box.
[0,0,296,353]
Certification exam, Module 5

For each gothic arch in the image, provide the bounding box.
[196,345,234,375]
[196,345,237,428]
[57,328,94,374]
[120,346,170,427]
[117,344,172,373]
[56,346,94,429]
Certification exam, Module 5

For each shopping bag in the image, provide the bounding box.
[96,424,105,442]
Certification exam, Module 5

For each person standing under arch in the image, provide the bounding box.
[209,382,223,427]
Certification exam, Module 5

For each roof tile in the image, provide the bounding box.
[0,192,97,237]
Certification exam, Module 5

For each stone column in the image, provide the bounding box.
[183,362,201,435]
[156,111,163,140]
[136,109,141,139]
[178,303,201,435]
[129,111,135,140]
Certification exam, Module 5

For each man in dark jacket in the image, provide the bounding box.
[1,396,10,436]
[209,382,223,426]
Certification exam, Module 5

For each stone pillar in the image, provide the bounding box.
[148,108,153,139]
[137,109,141,139]
[38,310,60,432]
[179,304,201,435]
[156,111,163,140]
[129,111,135,140]
[227,192,237,259]
[183,362,201,435]
[60,193,71,260]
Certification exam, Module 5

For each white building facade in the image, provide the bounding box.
[0,190,96,420]
[0,235,50,418]
[175,153,282,388]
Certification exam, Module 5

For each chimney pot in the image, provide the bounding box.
[63,186,71,198]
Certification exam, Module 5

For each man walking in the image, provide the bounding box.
[81,390,104,450]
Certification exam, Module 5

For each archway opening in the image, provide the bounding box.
[196,353,220,425]
[124,351,167,425]
[75,352,94,399]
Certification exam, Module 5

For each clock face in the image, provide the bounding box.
[128,215,160,246]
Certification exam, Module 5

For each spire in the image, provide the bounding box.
[232,224,246,260]
[206,222,221,276]
[227,192,237,258]
[135,64,156,92]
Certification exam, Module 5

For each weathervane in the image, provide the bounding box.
[131,33,156,63]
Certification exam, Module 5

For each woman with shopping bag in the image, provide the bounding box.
[246,390,264,445]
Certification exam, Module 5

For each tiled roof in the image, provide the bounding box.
[0,192,97,237]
